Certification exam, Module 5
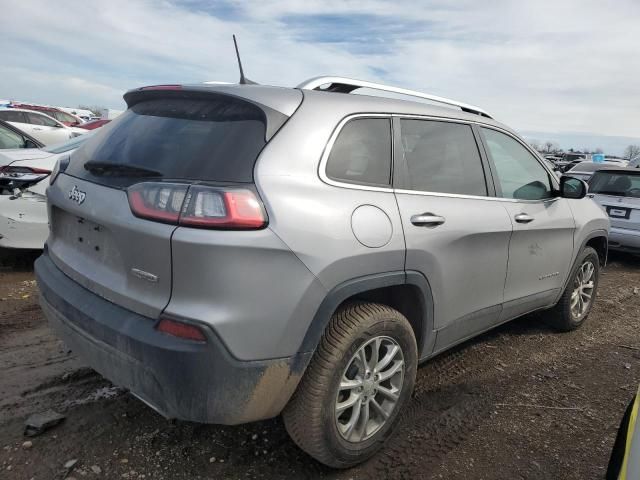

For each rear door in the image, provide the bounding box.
[394,118,513,350]
[25,112,70,145]
[47,92,278,319]
[479,127,575,319]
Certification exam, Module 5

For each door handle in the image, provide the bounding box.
[411,212,446,227]
[514,213,534,224]
[32,127,43,131]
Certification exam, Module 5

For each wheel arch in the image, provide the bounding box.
[555,229,608,304]
[298,271,435,360]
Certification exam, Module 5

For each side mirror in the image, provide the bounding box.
[24,139,38,149]
[560,176,588,199]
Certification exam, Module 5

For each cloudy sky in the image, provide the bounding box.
[1,0,638,153]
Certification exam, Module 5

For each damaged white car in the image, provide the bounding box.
[0,133,92,250]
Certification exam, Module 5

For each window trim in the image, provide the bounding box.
[477,125,560,203]
[318,112,560,203]
[319,113,395,191]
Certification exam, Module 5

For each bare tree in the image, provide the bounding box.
[543,141,555,154]
[594,148,603,154]
[623,145,640,160]
[528,139,542,152]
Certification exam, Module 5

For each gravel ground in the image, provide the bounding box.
[0,251,639,479]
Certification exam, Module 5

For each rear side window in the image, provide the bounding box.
[400,120,487,196]
[66,96,268,187]
[326,118,392,187]
[0,111,26,123]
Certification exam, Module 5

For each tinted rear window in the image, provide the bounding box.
[590,171,640,198]
[325,118,392,187]
[66,96,268,186]
[402,120,487,196]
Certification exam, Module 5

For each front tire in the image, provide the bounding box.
[548,246,600,331]
[283,303,417,468]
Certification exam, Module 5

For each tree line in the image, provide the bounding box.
[528,139,640,160]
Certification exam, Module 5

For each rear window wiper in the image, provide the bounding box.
[84,161,163,178]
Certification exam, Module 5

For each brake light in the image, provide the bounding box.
[50,155,71,185]
[0,166,51,174]
[128,183,188,224]
[127,182,267,229]
[0,166,51,187]
[157,317,207,342]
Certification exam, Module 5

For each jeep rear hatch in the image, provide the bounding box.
[47,87,300,319]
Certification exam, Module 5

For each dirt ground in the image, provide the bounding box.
[0,251,639,480]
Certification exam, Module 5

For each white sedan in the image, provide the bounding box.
[0,133,92,250]
[0,108,87,146]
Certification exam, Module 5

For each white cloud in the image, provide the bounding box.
[0,0,639,144]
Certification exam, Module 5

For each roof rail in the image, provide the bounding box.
[297,76,492,119]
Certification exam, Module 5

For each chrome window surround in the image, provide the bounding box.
[318,113,560,204]
[298,76,492,118]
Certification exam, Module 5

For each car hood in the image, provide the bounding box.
[0,148,53,164]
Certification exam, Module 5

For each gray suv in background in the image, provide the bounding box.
[35,77,609,467]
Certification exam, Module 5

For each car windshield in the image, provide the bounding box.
[589,171,640,198]
[43,132,93,154]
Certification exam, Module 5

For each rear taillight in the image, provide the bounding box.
[127,182,267,229]
[156,317,207,342]
[128,182,188,224]
[50,155,71,185]
[0,165,51,186]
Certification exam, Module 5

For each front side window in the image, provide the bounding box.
[482,128,552,200]
[400,119,487,196]
[27,112,58,127]
[326,118,392,187]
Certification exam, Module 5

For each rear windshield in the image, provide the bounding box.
[590,171,640,198]
[66,96,268,187]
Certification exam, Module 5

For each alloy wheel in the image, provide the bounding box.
[335,336,405,443]
[571,260,595,319]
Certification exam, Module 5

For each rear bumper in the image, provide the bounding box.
[0,195,48,250]
[35,251,310,424]
[609,227,640,252]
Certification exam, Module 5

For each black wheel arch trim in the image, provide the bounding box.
[298,270,435,358]
[556,229,608,303]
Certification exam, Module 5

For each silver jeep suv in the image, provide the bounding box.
[35,77,609,468]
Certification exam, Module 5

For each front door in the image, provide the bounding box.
[394,118,513,351]
[479,127,575,320]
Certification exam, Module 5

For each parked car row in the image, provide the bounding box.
[0,108,87,145]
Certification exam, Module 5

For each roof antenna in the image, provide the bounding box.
[233,35,256,85]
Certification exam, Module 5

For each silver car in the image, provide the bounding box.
[35,77,609,467]
[589,167,640,253]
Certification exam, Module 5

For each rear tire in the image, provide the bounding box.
[547,246,600,331]
[283,303,417,468]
